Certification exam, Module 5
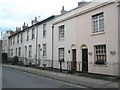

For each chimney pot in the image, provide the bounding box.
[24,22,26,26]
[35,17,37,22]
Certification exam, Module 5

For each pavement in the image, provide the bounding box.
[2,64,119,89]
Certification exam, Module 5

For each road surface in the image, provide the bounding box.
[2,67,87,88]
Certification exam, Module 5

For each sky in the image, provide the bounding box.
[0,0,113,38]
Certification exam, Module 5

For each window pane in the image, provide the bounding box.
[94,45,106,64]
[92,13,104,32]
[59,25,64,40]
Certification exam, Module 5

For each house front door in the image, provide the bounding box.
[82,48,88,72]
[72,49,76,70]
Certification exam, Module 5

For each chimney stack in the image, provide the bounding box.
[16,27,21,32]
[31,17,38,25]
[22,22,28,29]
[35,17,37,22]
[78,0,87,7]
[61,6,67,15]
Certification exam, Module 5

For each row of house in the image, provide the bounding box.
[2,0,120,76]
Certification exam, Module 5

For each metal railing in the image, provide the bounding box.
[6,57,119,76]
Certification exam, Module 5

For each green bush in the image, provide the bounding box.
[18,60,24,66]
[12,56,19,65]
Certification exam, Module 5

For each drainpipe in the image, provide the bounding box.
[117,0,120,81]
[35,26,38,65]
[0,40,2,64]
[52,26,54,68]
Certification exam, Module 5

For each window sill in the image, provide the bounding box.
[59,39,65,41]
[31,38,35,40]
[93,64,107,67]
[43,56,47,58]
[91,31,105,36]
[43,36,47,38]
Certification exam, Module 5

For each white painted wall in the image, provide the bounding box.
[53,17,77,69]
[37,20,53,67]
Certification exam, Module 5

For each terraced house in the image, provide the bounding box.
[53,0,120,76]
[8,16,56,66]
[2,0,120,77]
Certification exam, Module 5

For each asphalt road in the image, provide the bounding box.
[2,67,86,88]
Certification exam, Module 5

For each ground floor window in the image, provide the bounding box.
[94,44,106,64]
[58,48,64,62]
[29,45,32,58]
[19,47,21,57]
[11,49,13,57]
[43,44,47,57]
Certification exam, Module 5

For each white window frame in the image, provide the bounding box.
[29,45,32,58]
[17,35,19,43]
[32,28,35,39]
[10,38,12,46]
[21,34,23,43]
[27,31,29,41]
[11,49,13,57]
[59,25,64,40]
[43,44,47,57]
[13,37,15,45]
[92,13,104,32]
[94,44,107,64]
[43,24,47,38]
[58,48,64,61]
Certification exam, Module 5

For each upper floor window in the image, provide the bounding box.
[59,25,64,40]
[92,13,104,32]
[58,48,64,61]
[13,37,15,45]
[94,44,106,65]
[17,35,19,43]
[43,44,47,57]
[21,34,23,43]
[10,38,12,46]
[32,28,35,39]
[43,24,47,37]
[27,31,29,41]
[29,45,32,58]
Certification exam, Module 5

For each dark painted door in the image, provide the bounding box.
[82,48,88,72]
[72,49,76,70]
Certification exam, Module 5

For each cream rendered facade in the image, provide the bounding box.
[53,1,119,76]
[76,2,119,76]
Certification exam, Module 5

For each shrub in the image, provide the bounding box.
[12,56,19,65]
[18,60,24,66]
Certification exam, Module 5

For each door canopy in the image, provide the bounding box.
[71,44,76,49]
[81,44,88,49]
